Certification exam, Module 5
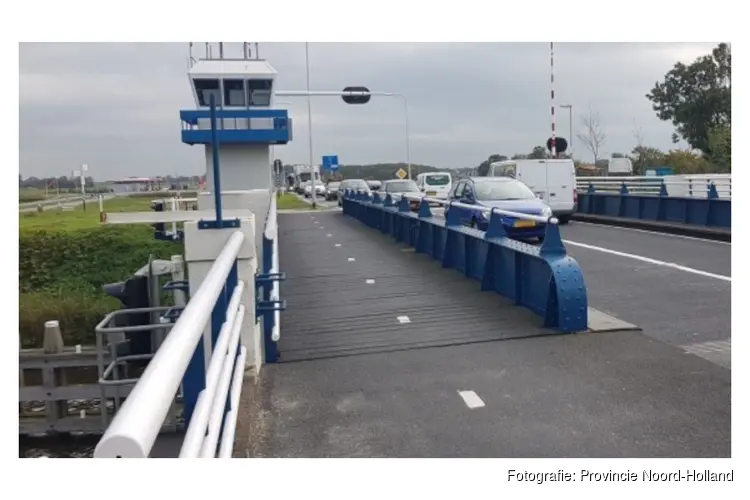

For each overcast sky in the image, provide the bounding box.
[19,42,717,180]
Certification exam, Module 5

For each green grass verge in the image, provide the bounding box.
[19,200,183,347]
[277,192,316,210]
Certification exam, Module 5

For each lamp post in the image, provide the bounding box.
[304,43,317,209]
[560,104,573,153]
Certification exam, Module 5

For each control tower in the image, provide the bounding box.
[179,42,292,212]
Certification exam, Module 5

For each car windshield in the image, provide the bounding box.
[425,174,451,186]
[348,180,370,190]
[385,180,419,193]
[474,179,536,201]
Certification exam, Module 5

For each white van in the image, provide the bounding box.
[415,172,453,199]
[487,159,576,223]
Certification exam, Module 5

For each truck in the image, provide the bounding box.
[485,159,577,224]
[291,165,321,194]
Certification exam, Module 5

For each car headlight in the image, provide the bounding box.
[541,206,553,218]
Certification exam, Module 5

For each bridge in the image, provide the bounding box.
[86,43,729,458]
[91,183,730,458]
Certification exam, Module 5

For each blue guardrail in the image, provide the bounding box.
[341,190,589,333]
[577,183,731,230]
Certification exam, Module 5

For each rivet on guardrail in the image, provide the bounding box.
[484,209,508,240]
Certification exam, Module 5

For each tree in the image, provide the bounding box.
[664,149,712,174]
[528,146,547,159]
[707,124,731,172]
[576,106,606,165]
[476,154,508,176]
[630,146,666,175]
[511,154,527,160]
[646,43,731,156]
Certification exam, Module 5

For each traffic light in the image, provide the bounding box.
[102,276,152,356]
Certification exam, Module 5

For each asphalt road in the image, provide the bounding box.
[241,211,731,458]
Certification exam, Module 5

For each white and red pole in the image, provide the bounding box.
[550,42,556,158]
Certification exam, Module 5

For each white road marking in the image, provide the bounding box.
[320,226,325,229]
[563,239,731,282]
[458,390,485,409]
[682,339,731,355]
[366,279,375,284]
[327,233,332,237]
[397,315,411,323]
[572,221,731,246]
[348,257,355,262]
[335,243,342,247]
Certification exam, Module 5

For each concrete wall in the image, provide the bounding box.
[203,144,272,193]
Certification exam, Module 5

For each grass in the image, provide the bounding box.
[277,192,316,210]
[19,195,184,347]
[19,196,156,232]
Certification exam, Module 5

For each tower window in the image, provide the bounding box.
[194,79,221,107]
[223,79,246,106]
[248,79,273,106]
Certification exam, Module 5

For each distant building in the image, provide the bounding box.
[103,177,165,193]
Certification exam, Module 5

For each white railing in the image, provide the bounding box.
[384,192,558,225]
[264,194,281,342]
[94,231,246,458]
[576,175,731,199]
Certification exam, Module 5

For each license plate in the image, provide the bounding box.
[427,191,436,196]
[514,220,536,228]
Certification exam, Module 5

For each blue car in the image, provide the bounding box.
[444,177,553,241]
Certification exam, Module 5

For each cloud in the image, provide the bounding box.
[19,42,718,178]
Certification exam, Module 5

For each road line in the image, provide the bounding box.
[335,243,342,247]
[563,239,731,282]
[347,257,355,262]
[458,390,485,409]
[571,221,731,245]
[396,315,411,324]
[365,279,375,284]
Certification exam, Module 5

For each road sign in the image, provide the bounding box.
[322,155,339,171]
[395,168,407,180]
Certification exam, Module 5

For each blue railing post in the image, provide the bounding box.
[209,94,223,227]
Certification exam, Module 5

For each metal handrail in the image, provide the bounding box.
[387,192,558,225]
[265,193,281,342]
[179,282,245,457]
[94,231,245,458]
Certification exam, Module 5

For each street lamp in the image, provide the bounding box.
[560,104,573,153]
[304,43,318,208]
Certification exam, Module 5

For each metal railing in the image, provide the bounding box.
[264,194,281,342]
[341,189,588,333]
[576,175,731,199]
[94,231,247,458]
[387,191,558,225]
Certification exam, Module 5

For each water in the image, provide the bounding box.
[19,434,100,458]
